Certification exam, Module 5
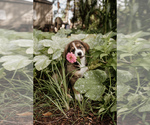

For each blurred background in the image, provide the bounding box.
[33,0,116,34]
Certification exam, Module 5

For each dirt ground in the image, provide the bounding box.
[34,107,116,125]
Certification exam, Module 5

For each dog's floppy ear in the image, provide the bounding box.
[63,43,70,58]
[81,41,90,53]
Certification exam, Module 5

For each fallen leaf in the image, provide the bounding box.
[17,112,32,116]
[43,112,53,117]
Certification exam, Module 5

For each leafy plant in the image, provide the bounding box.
[117,31,150,124]
[33,29,116,124]
[75,69,107,101]
[0,29,33,123]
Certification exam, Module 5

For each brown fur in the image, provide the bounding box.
[63,40,90,59]
[64,40,90,100]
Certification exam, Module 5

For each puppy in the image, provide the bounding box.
[64,40,90,101]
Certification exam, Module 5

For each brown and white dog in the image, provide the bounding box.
[63,40,90,101]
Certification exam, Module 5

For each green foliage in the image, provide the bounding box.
[118,0,150,33]
[0,29,33,71]
[0,28,117,120]
[0,29,33,121]
[117,31,150,121]
[74,69,107,101]
[33,29,116,120]
[0,55,32,71]
[77,0,116,33]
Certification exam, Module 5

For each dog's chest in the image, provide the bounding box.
[78,57,88,77]
[67,57,88,77]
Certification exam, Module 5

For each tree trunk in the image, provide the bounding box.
[65,0,71,23]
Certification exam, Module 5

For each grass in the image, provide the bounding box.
[0,67,33,123]
[33,59,116,124]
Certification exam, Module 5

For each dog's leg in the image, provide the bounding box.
[70,75,83,101]
[70,67,88,101]
[72,87,83,101]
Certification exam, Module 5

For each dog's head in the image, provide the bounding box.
[63,40,90,59]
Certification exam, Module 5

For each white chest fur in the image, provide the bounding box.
[78,57,88,77]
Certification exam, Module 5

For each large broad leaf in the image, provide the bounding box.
[103,31,116,39]
[83,34,97,49]
[11,39,33,47]
[51,36,71,49]
[70,34,86,40]
[26,47,33,54]
[117,84,130,101]
[117,70,133,84]
[130,31,150,39]
[74,69,107,101]
[33,38,44,54]
[33,29,54,40]
[56,29,72,37]
[120,53,134,59]
[132,57,150,71]
[39,39,60,50]
[0,37,19,54]
[0,55,32,71]
[33,55,51,71]
[52,50,62,60]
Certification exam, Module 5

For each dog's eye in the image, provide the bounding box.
[78,46,82,49]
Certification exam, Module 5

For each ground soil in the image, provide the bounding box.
[34,107,116,125]
[118,114,150,125]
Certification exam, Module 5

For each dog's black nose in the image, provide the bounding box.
[78,52,82,56]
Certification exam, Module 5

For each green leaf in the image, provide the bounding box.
[104,31,116,39]
[85,85,105,100]
[48,48,53,54]
[110,103,117,112]
[100,53,108,59]
[0,55,32,71]
[117,70,133,84]
[127,94,141,105]
[0,37,19,54]
[52,50,62,60]
[39,39,60,49]
[138,104,150,112]
[98,108,105,113]
[94,46,103,51]
[117,85,130,101]
[26,47,33,54]
[51,36,70,49]
[130,31,150,39]
[107,42,116,53]
[33,55,51,71]
[120,53,134,59]
[104,94,111,104]
[11,39,33,47]
[132,57,150,71]
[74,70,107,100]
[83,34,97,48]
[70,34,86,40]
[118,108,129,114]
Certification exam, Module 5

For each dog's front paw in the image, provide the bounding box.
[85,66,89,71]
[75,93,83,101]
